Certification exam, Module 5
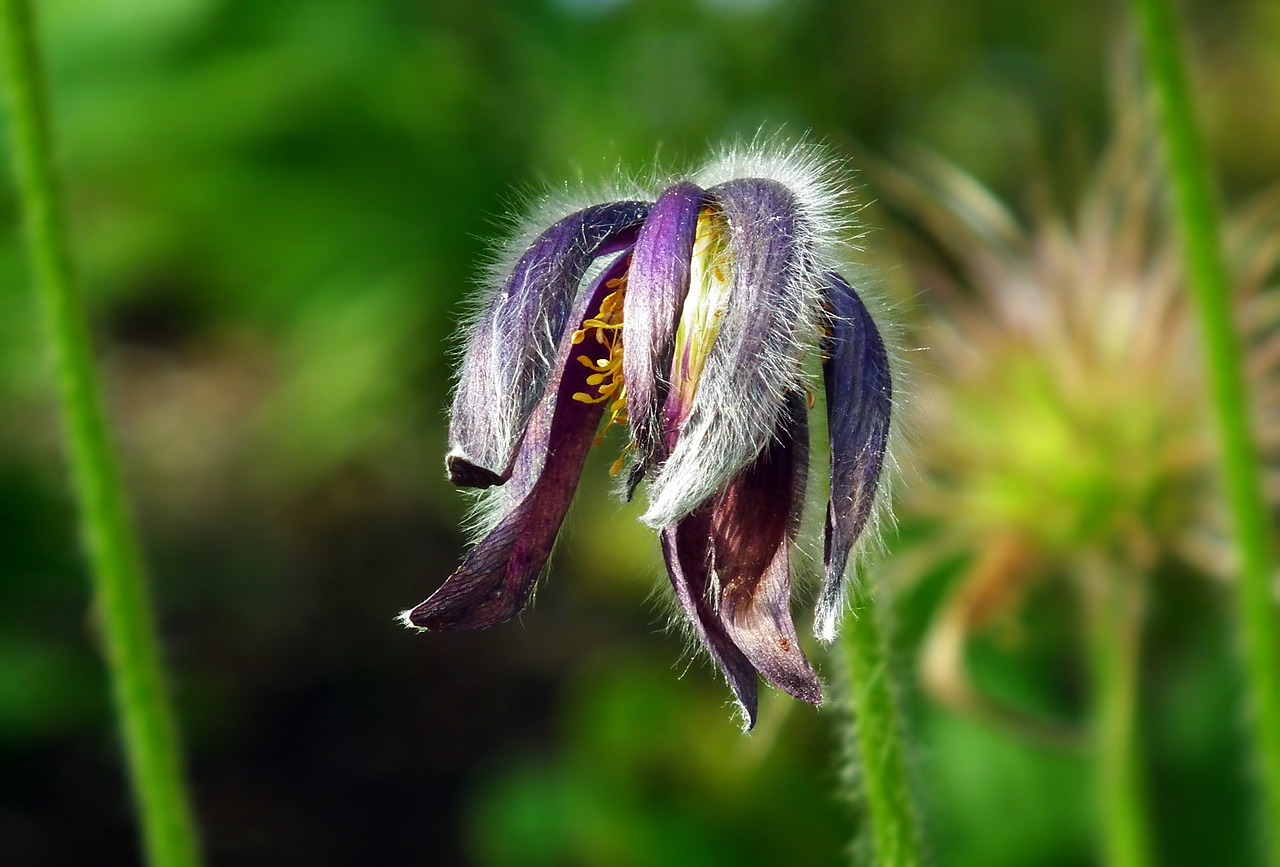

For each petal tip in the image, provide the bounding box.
[402,600,439,631]
[402,589,520,632]
[814,597,845,643]
[397,608,427,633]
[791,678,824,708]
[755,652,824,707]
[446,452,505,489]
[815,560,865,642]
[639,490,696,530]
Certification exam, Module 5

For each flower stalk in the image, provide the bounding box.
[837,578,923,867]
[1130,0,1280,860]
[1081,556,1152,867]
[0,2,203,865]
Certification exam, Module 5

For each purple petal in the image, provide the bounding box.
[447,201,650,488]
[815,271,892,640]
[503,250,629,503]
[407,255,631,630]
[661,511,761,729]
[623,182,706,476]
[644,178,821,527]
[714,393,821,706]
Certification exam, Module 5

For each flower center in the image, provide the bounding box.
[669,206,732,427]
[571,273,631,474]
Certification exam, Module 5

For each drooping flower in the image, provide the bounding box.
[403,145,894,728]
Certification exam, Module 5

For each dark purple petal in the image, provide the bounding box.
[644,178,819,527]
[407,255,631,630]
[623,182,706,477]
[447,201,650,488]
[661,511,761,729]
[503,250,629,503]
[714,393,821,706]
[815,271,892,640]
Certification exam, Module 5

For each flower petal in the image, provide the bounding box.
[406,255,630,630]
[661,511,761,730]
[623,182,707,476]
[814,271,892,641]
[643,178,822,527]
[447,201,650,488]
[714,392,822,705]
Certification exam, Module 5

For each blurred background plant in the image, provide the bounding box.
[1,1,1277,866]
[867,70,1280,866]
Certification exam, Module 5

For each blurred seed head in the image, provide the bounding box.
[876,99,1280,735]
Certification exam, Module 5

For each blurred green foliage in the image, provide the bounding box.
[2,0,1278,865]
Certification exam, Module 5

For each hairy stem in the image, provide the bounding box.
[0,2,203,864]
[1130,0,1280,861]
[1082,559,1152,867]
[836,577,924,867]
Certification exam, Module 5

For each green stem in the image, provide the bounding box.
[0,3,203,865]
[1129,0,1280,862]
[837,577,923,867]
[1082,560,1152,867]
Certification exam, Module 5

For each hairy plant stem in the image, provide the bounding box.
[1130,0,1280,861]
[1081,558,1151,867]
[836,576,923,867]
[0,2,203,865]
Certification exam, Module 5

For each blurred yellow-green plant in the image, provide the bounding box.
[886,97,1277,575]
[875,74,1280,867]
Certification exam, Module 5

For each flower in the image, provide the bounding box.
[402,146,894,728]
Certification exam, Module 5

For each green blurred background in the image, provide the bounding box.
[2,0,1277,865]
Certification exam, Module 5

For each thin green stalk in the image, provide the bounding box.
[837,577,923,867]
[1129,0,1280,861]
[0,2,203,865]
[1082,560,1151,867]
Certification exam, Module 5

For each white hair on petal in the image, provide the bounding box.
[694,132,865,261]
[812,255,916,643]
[445,163,661,475]
[694,134,908,642]
[640,135,868,529]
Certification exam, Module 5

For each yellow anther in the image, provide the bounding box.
[608,439,635,477]
[570,275,632,448]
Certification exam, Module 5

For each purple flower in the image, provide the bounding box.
[403,147,893,728]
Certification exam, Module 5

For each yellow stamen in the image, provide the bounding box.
[571,276,631,473]
[609,440,636,477]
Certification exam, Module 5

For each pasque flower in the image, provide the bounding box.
[403,146,893,727]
